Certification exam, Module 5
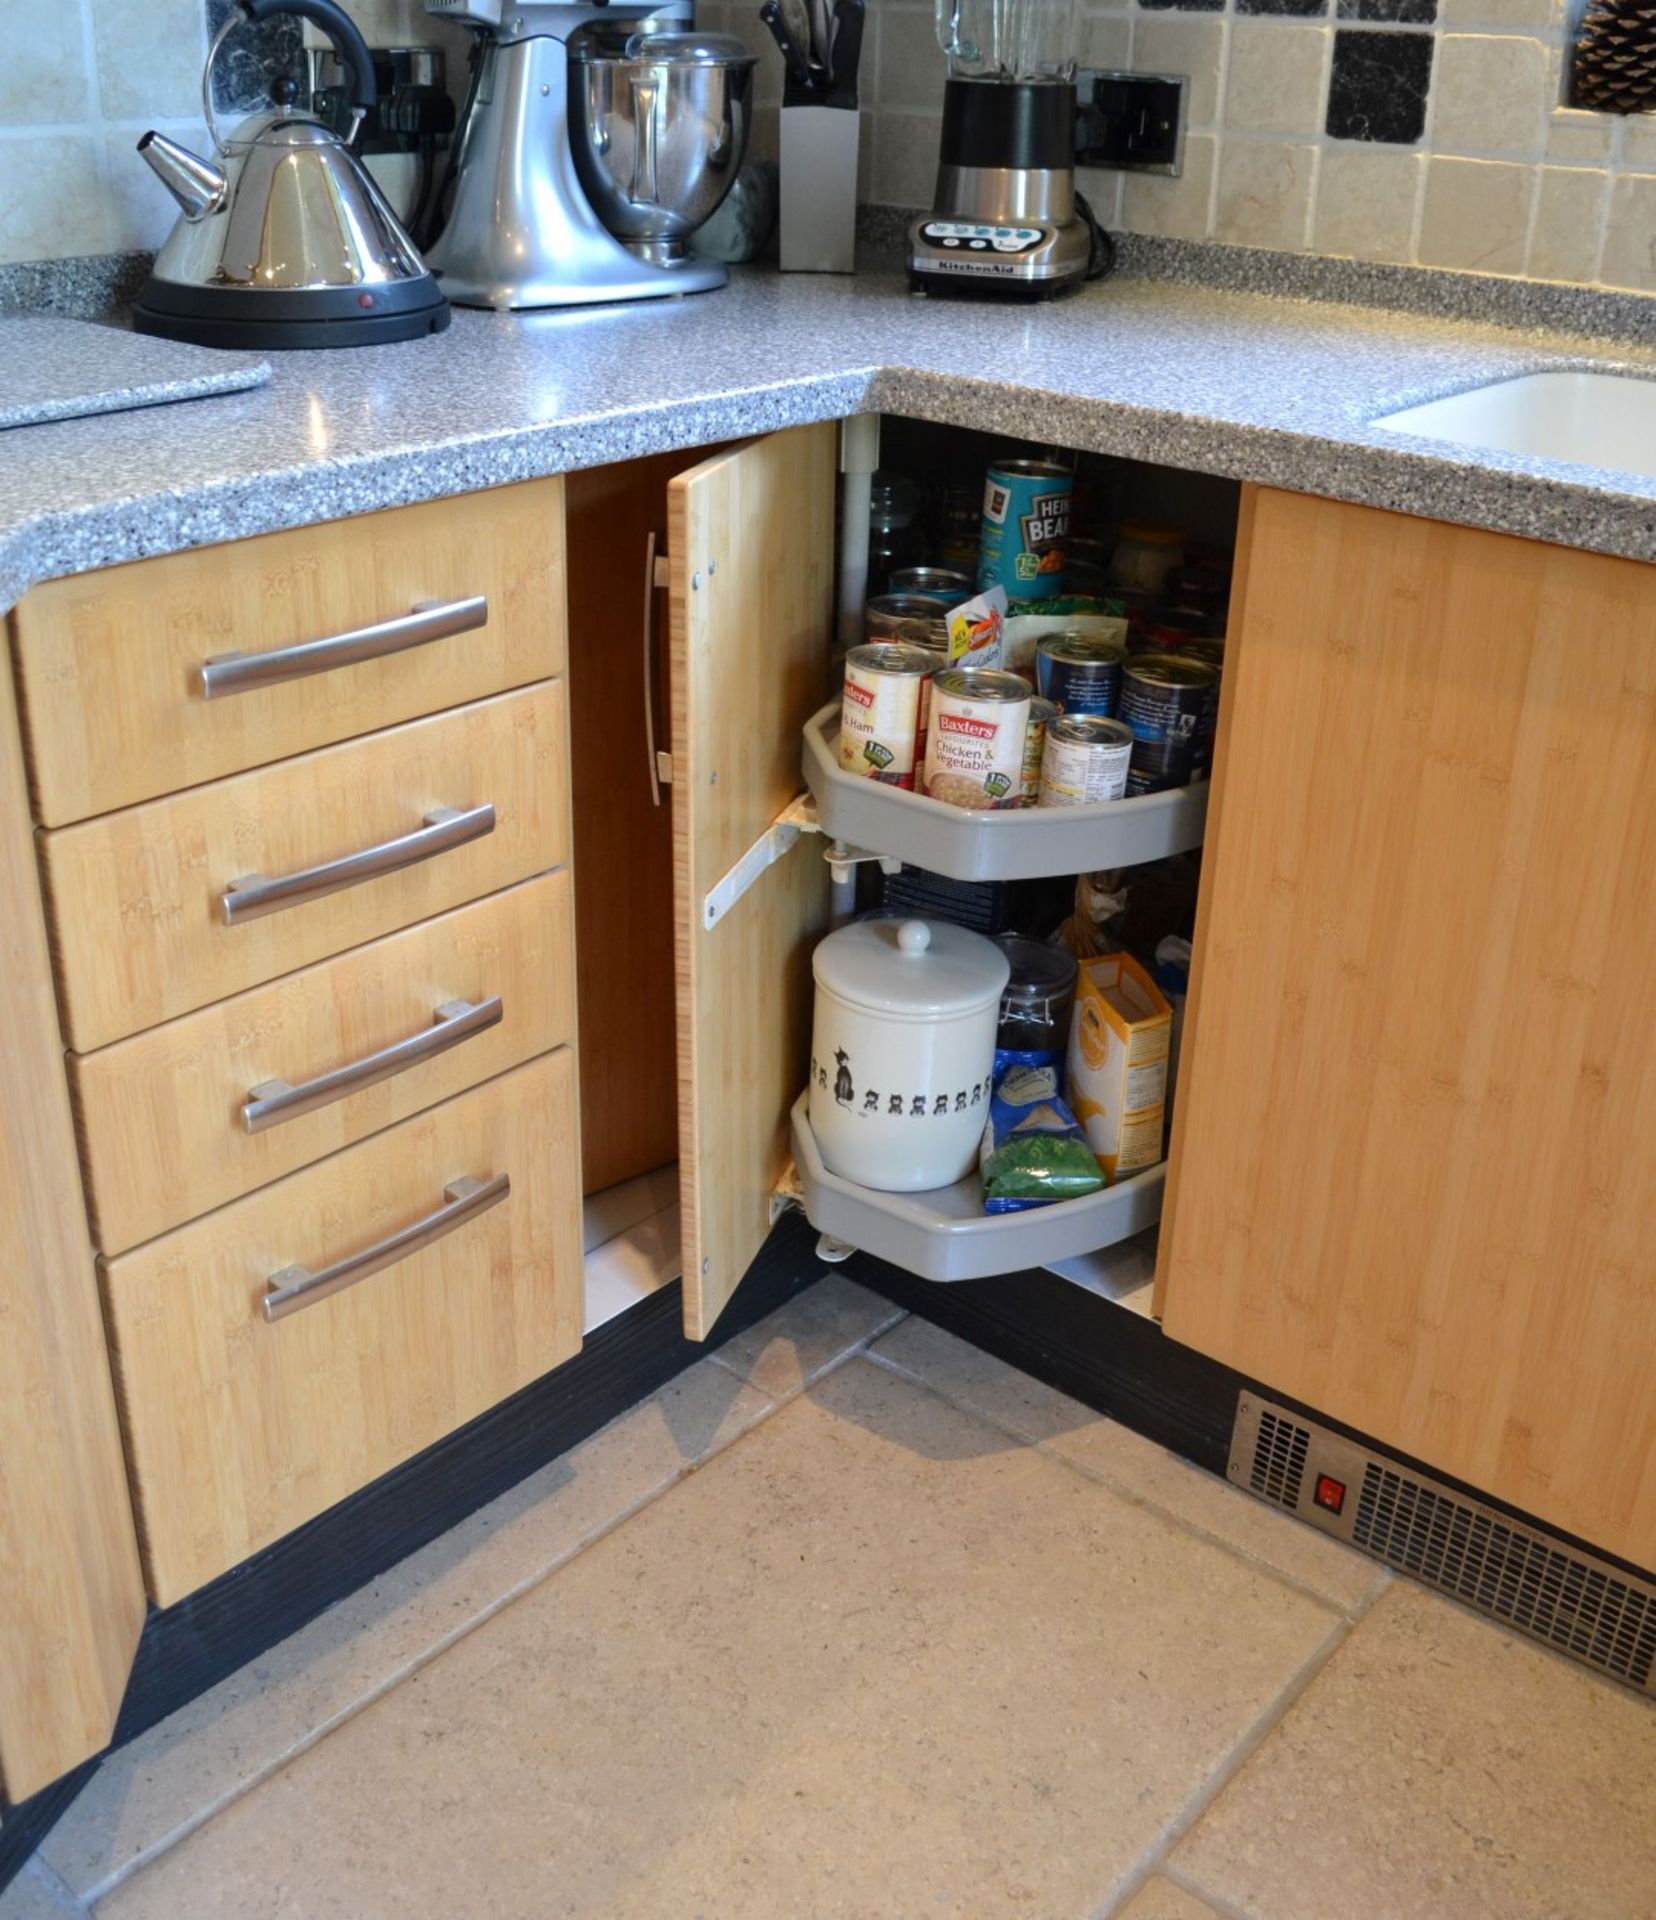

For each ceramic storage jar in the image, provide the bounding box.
[809,916,1009,1192]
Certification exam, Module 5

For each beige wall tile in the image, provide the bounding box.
[1431,33,1551,157]
[1214,139,1315,251]
[1313,147,1421,263]
[91,0,204,122]
[1418,155,1536,273]
[1122,130,1215,239]
[101,122,213,252]
[1131,17,1225,129]
[1526,165,1608,284]
[1621,113,1656,171]
[1546,106,1614,165]
[1225,23,1328,139]
[875,4,945,113]
[0,134,107,264]
[1175,1583,1656,1920]
[1599,171,1656,292]
[1439,0,1560,22]
[1075,9,1131,70]
[870,107,941,207]
[0,1,90,125]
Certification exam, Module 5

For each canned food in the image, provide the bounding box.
[1178,637,1225,668]
[1038,714,1134,808]
[1120,654,1218,795]
[978,459,1071,601]
[888,565,975,608]
[839,643,936,788]
[1021,697,1058,805]
[866,592,949,646]
[1141,607,1211,651]
[1165,651,1222,781]
[924,667,1032,810]
[913,644,948,762]
[1035,632,1127,716]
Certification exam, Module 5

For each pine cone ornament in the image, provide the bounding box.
[1573,0,1656,113]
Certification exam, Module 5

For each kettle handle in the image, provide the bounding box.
[241,0,378,119]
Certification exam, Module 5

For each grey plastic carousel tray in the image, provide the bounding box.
[803,703,1208,883]
[790,1093,1164,1284]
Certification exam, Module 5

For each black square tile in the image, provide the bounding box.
[1337,0,1436,19]
[1236,0,1328,14]
[1325,28,1434,143]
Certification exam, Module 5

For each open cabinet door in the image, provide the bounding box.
[669,423,839,1338]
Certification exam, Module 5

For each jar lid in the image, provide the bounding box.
[814,917,1010,1018]
[1118,519,1185,548]
[993,933,1078,1011]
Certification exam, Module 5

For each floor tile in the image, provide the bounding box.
[1174,1581,1656,1920]
[100,1358,1338,1920]
[1115,1877,1226,1920]
[869,1318,1383,1612]
[0,1863,81,1920]
[45,1357,772,1902]
[709,1272,904,1397]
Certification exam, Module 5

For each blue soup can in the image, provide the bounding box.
[1035,632,1127,716]
[978,459,1071,601]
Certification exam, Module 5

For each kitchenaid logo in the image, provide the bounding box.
[929,258,1017,276]
[937,711,999,741]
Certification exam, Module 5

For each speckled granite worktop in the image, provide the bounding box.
[4,262,1656,611]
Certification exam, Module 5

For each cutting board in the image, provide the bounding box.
[0,317,270,430]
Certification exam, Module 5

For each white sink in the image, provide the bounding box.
[1374,370,1656,481]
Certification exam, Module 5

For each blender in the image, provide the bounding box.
[909,0,1096,299]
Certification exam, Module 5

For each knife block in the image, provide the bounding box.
[780,107,860,273]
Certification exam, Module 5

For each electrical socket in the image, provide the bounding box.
[1074,71,1185,175]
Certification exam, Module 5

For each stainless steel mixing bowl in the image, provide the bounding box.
[569,33,756,266]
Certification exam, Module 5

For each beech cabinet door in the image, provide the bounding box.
[668,425,838,1338]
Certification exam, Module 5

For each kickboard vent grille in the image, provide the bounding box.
[1228,1394,1656,1695]
[1247,1408,1310,1508]
[1353,1466,1656,1689]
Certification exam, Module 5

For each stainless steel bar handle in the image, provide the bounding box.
[262,1171,510,1323]
[199,596,489,699]
[643,530,673,806]
[221,802,495,925]
[241,995,504,1135]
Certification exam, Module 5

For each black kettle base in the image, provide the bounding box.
[132,275,452,351]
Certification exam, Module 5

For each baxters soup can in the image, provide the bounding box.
[978,459,1071,601]
[924,668,1032,810]
[839,643,936,787]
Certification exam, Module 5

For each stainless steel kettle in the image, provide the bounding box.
[132,0,448,349]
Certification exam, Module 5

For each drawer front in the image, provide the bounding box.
[73,873,574,1254]
[102,1050,583,1604]
[13,481,565,826]
[43,682,569,1051]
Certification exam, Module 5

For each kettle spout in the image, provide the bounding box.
[137,131,227,221]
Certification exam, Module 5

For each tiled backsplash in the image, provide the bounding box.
[2,0,1652,292]
[706,0,1656,293]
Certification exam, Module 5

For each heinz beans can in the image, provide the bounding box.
[1119,654,1218,795]
[924,668,1032,810]
[1035,632,1127,716]
[839,643,935,787]
[978,460,1071,601]
[1038,714,1134,807]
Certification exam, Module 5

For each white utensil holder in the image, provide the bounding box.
[780,106,860,273]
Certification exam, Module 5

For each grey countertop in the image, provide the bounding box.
[4,261,1656,612]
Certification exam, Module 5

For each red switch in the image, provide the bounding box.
[1313,1473,1346,1516]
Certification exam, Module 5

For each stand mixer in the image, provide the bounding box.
[909,0,1097,299]
[424,0,752,308]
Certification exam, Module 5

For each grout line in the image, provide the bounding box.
[858,1347,1385,1620]
[1157,1858,1261,1920]
[18,1856,90,1920]
[76,1310,907,1904]
[1093,1577,1390,1920]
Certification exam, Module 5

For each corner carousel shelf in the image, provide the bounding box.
[803,703,1209,883]
[790,1093,1164,1284]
